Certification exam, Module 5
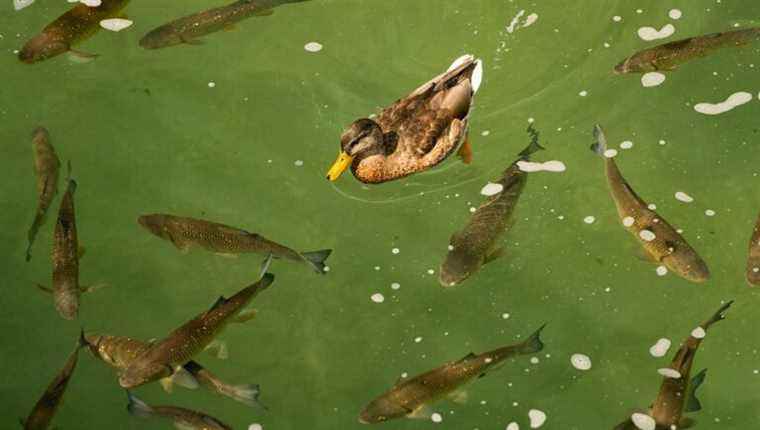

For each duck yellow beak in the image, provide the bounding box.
[326,151,353,181]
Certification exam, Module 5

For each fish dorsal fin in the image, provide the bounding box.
[457,352,477,363]
[202,416,226,427]
[685,369,707,412]
[209,296,228,312]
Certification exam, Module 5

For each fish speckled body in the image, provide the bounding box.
[26,127,60,262]
[119,274,274,389]
[18,0,131,63]
[614,27,760,74]
[22,333,86,430]
[49,179,82,320]
[138,213,331,273]
[746,212,760,286]
[139,0,310,49]
[127,392,232,430]
[591,125,709,283]
[614,302,731,429]
[439,126,542,287]
[87,334,264,407]
[359,325,545,424]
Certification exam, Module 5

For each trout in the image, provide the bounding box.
[126,392,232,430]
[746,212,760,286]
[359,324,546,424]
[138,213,331,274]
[139,0,311,49]
[615,27,760,74]
[591,125,710,283]
[614,302,732,430]
[86,333,264,408]
[21,332,87,430]
[119,273,275,389]
[18,0,131,63]
[439,125,543,287]
[26,127,60,262]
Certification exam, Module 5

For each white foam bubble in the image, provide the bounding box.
[99,18,133,32]
[692,326,706,339]
[639,229,656,242]
[249,424,263,430]
[391,282,400,290]
[524,13,539,28]
[208,82,216,88]
[705,209,716,217]
[370,293,384,303]
[13,0,34,10]
[620,141,634,149]
[502,313,510,319]
[675,191,694,203]
[579,90,588,97]
[80,0,101,6]
[530,357,540,364]
[414,336,423,343]
[669,9,682,20]
[294,160,304,167]
[623,216,635,227]
[570,353,592,370]
[583,216,596,224]
[528,409,547,428]
[638,24,675,41]
[506,423,520,430]
[649,338,671,357]
[641,72,666,87]
[656,265,668,276]
[481,182,504,196]
[695,92,753,115]
[647,203,657,210]
[304,42,323,52]
[631,412,656,430]
[604,149,618,158]
[613,15,622,22]
[517,160,566,173]
[391,248,400,254]
[658,368,682,379]
[431,412,443,423]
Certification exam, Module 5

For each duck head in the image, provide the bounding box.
[326,119,384,181]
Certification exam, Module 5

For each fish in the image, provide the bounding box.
[359,324,546,424]
[746,212,760,286]
[614,27,760,74]
[37,172,100,320]
[438,124,544,287]
[138,213,331,274]
[85,332,265,408]
[18,0,131,64]
[591,125,710,283]
[119,272,275,389]
[139,0,311,49]
[26,127,60,262]
[21,332,87,430]
[614,301,732,430]
[126,392,232,430]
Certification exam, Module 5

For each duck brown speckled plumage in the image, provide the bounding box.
[326,54,483,184]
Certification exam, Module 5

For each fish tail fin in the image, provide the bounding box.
[126,391,154,419]
[590,124,608,156]
[518,323,547,354]
[77,328,89,349]
[25,212,45,262]
[518,123,545,160]
[226,383,268,410]
[301,249,332,274]
[703,300,733,329]
[685,368,707,413]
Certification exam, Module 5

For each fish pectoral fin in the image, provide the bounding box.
[253,8,275,17]
[214,252,239,259]
[447,389,468,404]
[159,377,174,393]
[67,49,98,63]
[233,308,257,324]
[173,422,197,430]
[685,368,707,412]
[456,137,473,164]
[180,36,203,46]
[209,295,228,312]
[80,283,108,294]
[77,246,86,259]
[406,404,434,420]
[223,24,237,32]
[679,417,697,428]
[484,247,505,264]
[36,284,53,294]
[634,247,660,263]
[456,352,477,363]
[171,366,199,389]
[205,339,229,360]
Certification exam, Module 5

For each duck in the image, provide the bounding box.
[326,54,483,184]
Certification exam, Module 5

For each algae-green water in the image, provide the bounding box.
[1,1,759,429]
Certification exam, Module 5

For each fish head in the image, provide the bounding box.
[119,362,171,389]
[665,251,710,283]
[613,52,657,74]
[138,28,179,50]
[54,290,79,320]
[138,214,171,239]
[359,397,409,424]
[438,246,481,287]
[18,36,69,64]
[327,119,384,181]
